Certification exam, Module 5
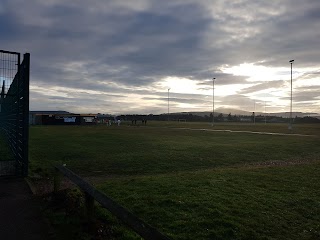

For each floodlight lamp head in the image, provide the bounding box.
[289,60,294,63]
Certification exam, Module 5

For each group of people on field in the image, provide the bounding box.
[103,119,121,126]
[102,118,147,126]
[131,119,147,126]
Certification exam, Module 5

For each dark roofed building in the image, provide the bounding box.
[29,111,96,125]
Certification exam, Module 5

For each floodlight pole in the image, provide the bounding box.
[253,101,256,124]
[264,101,267,124]
[212,78,216,126]
[289,60,294,130]
[168,88,170,121]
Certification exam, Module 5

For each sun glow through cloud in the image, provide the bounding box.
[221,63,319,82]
[160,77,200,94]
[159,76,247,97]
[217,63,320,113]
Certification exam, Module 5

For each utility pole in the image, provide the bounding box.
[168,88,170,121]
[289,60,294,130]
[253,101,256,124]
[212,78,216,126]
[264,101,267,124]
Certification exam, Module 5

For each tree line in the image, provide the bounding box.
[113,113,320,123]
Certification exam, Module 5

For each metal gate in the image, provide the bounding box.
[0,50,30,177]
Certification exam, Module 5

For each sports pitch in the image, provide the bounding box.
[29,122,320,239]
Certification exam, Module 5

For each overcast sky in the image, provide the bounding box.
[1,0,320,114]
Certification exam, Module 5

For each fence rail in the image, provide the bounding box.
[54,165,171,240]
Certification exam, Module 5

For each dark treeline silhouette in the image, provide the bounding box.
[294,116,320,123]
[114,114,320,124]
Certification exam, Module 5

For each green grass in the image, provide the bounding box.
[146,121,320,136]
[99,164,320,240]
[29,123,320,176]
[29,122,320,239]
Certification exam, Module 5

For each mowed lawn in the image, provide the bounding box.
[29,122,320,239]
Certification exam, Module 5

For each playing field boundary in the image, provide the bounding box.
[143,126,318,137]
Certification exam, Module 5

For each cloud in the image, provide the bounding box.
[196,73,249,87]
[239,80,286,94]
[143,96,210,105]
[1,0,319,114]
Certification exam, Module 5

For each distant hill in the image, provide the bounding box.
[29,110,71,114]
[177,107,320,118]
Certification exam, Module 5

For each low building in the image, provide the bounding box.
[29,111,96,125]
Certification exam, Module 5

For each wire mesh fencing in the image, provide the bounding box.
[0,50,30,176]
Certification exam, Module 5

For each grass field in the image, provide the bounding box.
[29,122,320,239]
